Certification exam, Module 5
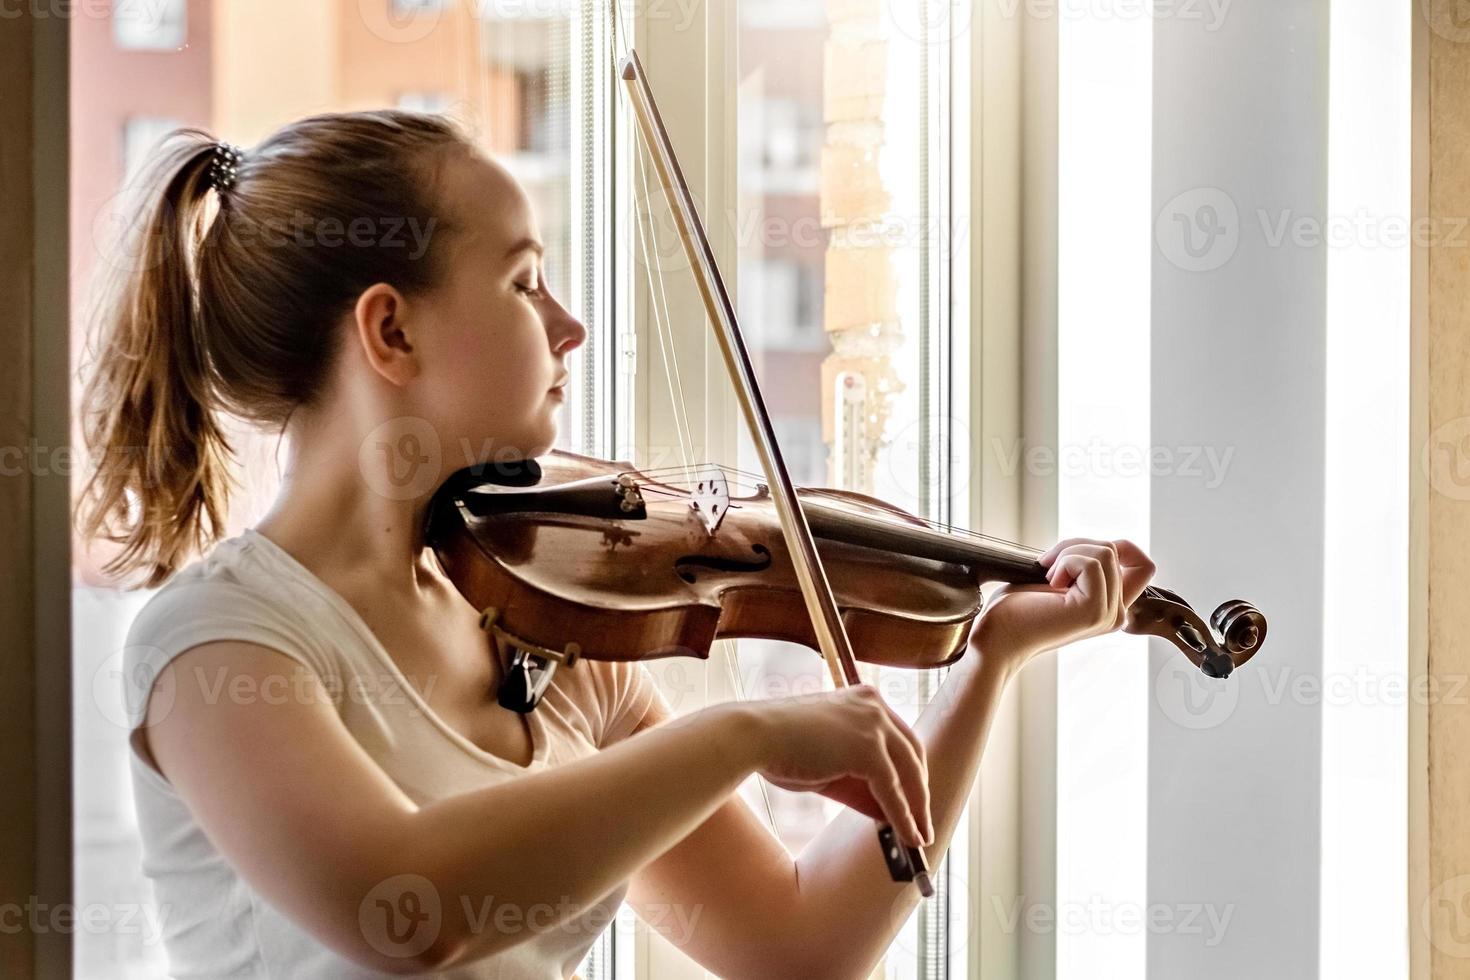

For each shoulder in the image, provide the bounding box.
[585,657,672,748]
[122,533,342,733]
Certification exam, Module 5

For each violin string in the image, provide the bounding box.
[626,462,1049,557]
[631,150,697,468]
[616,14,696,476]
[629,476,1170,605]
[607,6,779,836]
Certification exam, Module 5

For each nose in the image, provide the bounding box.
[544,293,588,355]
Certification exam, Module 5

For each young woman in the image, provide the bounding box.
[78,110,1156,979]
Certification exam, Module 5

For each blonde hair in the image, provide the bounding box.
[77,110,475,586]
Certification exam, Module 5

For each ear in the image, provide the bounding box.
[352,283,419,387]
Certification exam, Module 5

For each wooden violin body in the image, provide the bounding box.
[431,450,999,672]
[426,449,1268,707]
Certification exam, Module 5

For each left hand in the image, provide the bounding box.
[968,537,1157,673]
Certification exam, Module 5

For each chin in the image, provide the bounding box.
[524,426,558,460]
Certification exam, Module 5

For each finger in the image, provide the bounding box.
[812,776,887,823]
[856,737,923,848]
[1048,543,1119,622]
[877,703,932,844]
[1038,536,1092,568]
[1048,553,1113,634]
[1111,538,1158,607]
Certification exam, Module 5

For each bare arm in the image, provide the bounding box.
[625,648,1013,979]
[142,641,759,973]
[627,539,1153,979]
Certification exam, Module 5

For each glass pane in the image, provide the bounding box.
[733,1,961,976]
[71,3,613,977]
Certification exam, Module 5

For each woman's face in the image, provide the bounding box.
[408,151,587,470]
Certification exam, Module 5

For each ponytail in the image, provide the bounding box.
[76,112,471,587]
[77,131,233,587]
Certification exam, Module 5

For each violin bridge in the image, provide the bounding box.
[689,466,730,536]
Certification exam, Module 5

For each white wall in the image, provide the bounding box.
[1148,1,1330,977]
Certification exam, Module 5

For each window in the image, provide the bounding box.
[729,1,967,975]
[72,2,616,977]
[112,0,186,51]
[395,91,457,115]
[616,1,970,973]
[72,0,970,975]
[121,116,183,182]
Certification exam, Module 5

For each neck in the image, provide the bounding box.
[253,410,444,592]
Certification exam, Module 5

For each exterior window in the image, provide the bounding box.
[72,0,963,974]
[395,91,457,115]
[72,3,616,976]
[732,1,963,974]
[121,117,184,182]
[112,0,186,50]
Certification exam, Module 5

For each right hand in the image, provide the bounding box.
[743,684,932,848]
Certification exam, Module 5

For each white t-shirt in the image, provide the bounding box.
[122,527,663,979]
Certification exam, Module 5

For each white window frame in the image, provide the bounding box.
[624,3,1031,976]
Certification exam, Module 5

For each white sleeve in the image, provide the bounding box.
[120,578,343,737]
[595,659,670,748]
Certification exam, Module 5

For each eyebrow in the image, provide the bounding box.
[504,237,545,260]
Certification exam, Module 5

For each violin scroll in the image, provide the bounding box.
[1122,587,1267,678]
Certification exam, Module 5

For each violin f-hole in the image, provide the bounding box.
[674,544,773,584]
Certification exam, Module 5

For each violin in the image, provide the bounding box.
[426,47,1268,898]
[425,449,1267,705]
[422,447,1268,897]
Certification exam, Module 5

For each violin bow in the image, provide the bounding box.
[618,50,935,897]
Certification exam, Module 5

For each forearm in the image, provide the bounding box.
[410,702,756,967]
[788,644,1018,978]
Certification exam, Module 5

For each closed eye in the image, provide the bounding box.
[515,282,543,299]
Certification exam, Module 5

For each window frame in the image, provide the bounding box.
[14,9,75,979]
[624,3,1032,976]
[20,3,1035,976]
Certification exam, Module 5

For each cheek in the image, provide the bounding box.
[433,289,531,382]
[421,296,554,451]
